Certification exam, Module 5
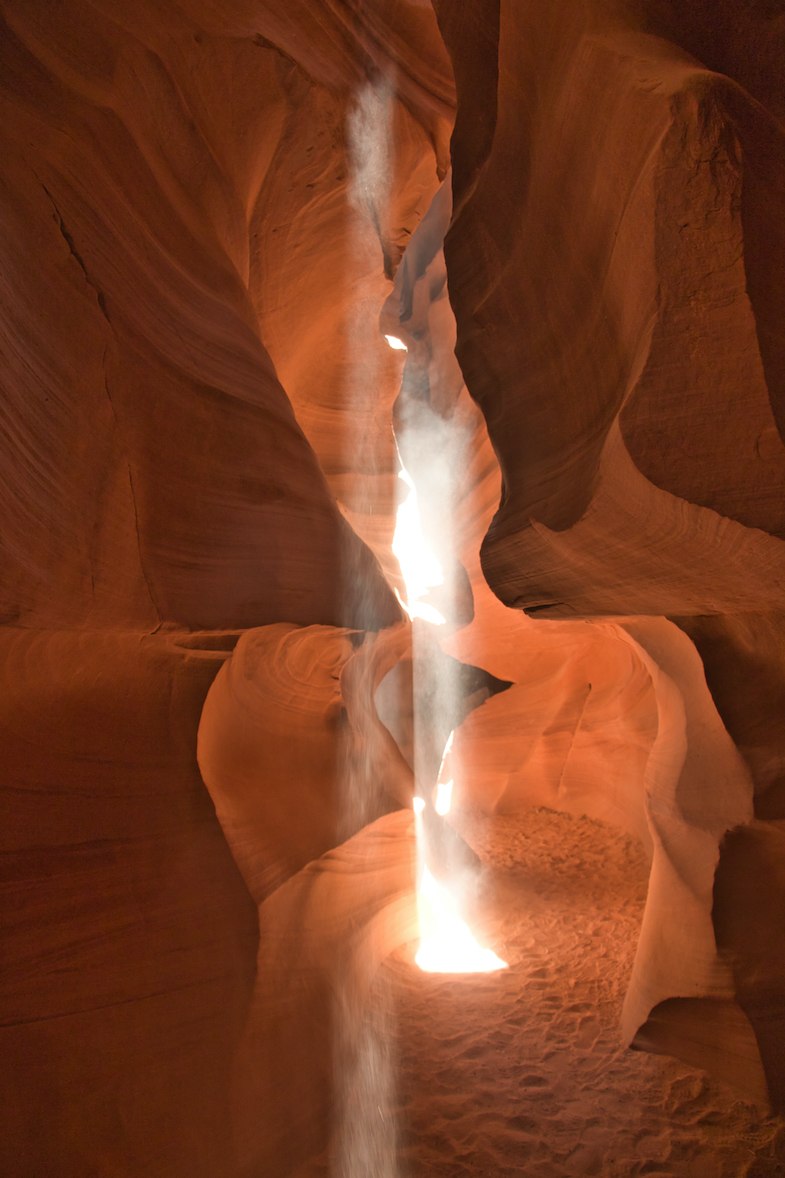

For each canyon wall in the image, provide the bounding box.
[2,0,785,1174]
[433,0,785,1109]
[0,2,447,1173]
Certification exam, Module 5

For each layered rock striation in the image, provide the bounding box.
[0,2,446,1172]
[433,0,785,1108]
[3,0,785,1174]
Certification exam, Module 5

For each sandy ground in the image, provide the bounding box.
[345,807,785,1178]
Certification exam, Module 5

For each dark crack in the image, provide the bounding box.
[39,181,111,324]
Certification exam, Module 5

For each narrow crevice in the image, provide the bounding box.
[38,180,112,325]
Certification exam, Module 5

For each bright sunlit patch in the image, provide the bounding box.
[395,586,447,625]
[434,779,453,817]
[396,468,506,975]
[414,866,508,974]
[384,334,408,351]
[393,466,445,624]
[437,729,454,781]
[435,729,454,815]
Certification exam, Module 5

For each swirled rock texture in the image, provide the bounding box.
[0,0,452,631]
[0,1,448,1173]
[433,0,785,1108]
[232,809,418,1177]
[0,627,258,1176]
[197,622,416,901]
[4,0,785,1172]
[435,3,785,617]
[380,159,767,1101]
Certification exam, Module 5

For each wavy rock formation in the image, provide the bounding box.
[0,0,436,631]
[432,0,785,1107]
[0,627,258,1175]
[197,622,418,901]
[379,152,769,1102]
[435,6,785,617]
[3,0,785,1173]
[232,809,417,1176]
[0,1,444,1172]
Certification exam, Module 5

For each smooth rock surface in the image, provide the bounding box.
[3,1,785,1172]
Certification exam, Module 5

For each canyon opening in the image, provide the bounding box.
[3,3,785,1177]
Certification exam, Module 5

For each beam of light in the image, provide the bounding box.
[392,466,446,625]
[434,779,453,817]
[394,588,446,626]
[434,728,454,816]
[410,731,508,975]
[384,334,408,351]
[437,728,454,779]
[413,864,508,974]
[390,332,505,980]
[335,78,400,1178]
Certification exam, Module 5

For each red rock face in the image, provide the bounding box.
[2,0,785,1173]
[0,0,436,632]
[433,0,785,1111]
[0,3,445,1171]
[0,628,259,1175]
[435,3,785,615]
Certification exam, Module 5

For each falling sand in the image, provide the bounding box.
[355,808,785,1178]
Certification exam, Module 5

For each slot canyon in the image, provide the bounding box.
[3,1,785,1175]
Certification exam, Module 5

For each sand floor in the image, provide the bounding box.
[360,808,785,1178]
